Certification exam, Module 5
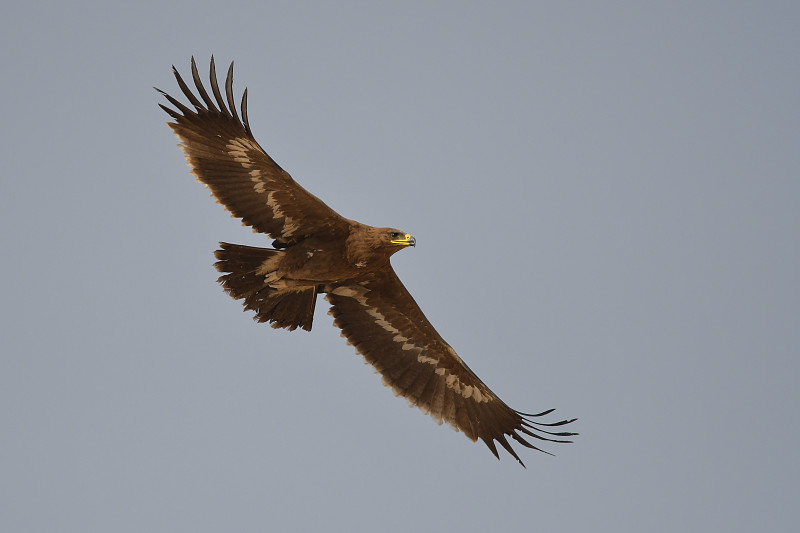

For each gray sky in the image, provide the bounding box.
[2,1,799,531]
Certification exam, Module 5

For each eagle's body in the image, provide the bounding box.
[158,57,576,466]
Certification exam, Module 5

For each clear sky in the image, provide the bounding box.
[2,1,799,532]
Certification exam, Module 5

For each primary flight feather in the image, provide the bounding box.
[158,57,577,466]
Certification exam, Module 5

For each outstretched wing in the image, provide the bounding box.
[158,57,351,245]
[325,270,577,467]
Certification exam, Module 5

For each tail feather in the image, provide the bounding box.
[214,242,317,331]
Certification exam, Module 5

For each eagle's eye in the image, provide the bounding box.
[390,232,401,239]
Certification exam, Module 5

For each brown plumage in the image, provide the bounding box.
[158,57,577,466]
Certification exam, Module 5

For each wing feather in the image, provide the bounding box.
[158,57,351,244]
[325,270,577,466]
[225,62,240,123]
[208,57,230,116]
[190,58,216,111]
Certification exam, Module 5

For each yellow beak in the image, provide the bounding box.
[390,234,416,247]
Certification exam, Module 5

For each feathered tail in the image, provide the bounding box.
[214,242,318,331]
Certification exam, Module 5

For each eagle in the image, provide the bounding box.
[158,57,576,466]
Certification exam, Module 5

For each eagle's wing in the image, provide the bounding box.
[158,57,350,245]
[325,270,577,466]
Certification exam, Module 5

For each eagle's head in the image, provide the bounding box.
[346,226,416,267]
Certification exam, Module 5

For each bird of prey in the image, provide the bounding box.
[157,57,576,466]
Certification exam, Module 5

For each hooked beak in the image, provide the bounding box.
[391,234,416,247]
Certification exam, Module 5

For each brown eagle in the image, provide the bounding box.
[158,57,576,466]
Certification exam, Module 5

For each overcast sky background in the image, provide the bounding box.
[2,1,799,532]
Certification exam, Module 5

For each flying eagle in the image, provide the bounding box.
[158,57,576,466]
